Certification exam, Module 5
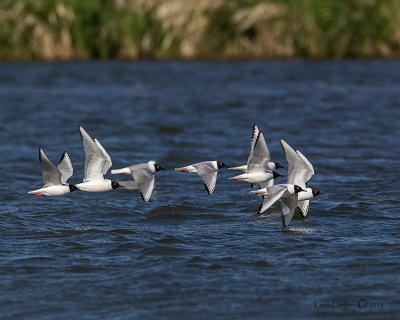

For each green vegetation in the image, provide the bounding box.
[1,0,400,60]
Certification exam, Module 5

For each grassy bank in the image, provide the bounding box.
[1,0,400,60]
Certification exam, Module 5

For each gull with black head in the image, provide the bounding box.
[28,148,78,196]
[75,126,122,193]
[111,161,165,202]
[175,161,227,195]
[229,125,283,188]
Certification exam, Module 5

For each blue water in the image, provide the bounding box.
[0,60,399,319]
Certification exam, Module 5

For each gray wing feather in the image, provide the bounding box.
[57,151,73,184]
[39,148,62,187]
[258,184,288,214]
[296,150,314,184]
[129,164,155,202]
[281,194,299,228]
[193,161,218,195]
[297,200,310,218]
[117,180,139,190]
[247,131,270,173]
[94,138,112,175]
[78,126,106,182]
[280,139,308,189]
[201,172,218,195]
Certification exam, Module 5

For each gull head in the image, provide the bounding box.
[217,161,228,169]
[311,187,322,197]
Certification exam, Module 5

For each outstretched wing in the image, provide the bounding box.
[281,194,299,228]
[247,131,270,173]
[129,163,155,202]
[78,126,107,182]
[57,151,73,184]
[296,150,314,185]
[258,184,288,214]
[94,138,112,175]
[280,139,308,189]
[193,161,218,195]
[227,124,262,172]
[39,148,62,187]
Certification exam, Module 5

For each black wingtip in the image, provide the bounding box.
[251,124,258,139]
[297,206,306,218]
[281,214,287,228]
[58,151,67,165]
[139,191,149,202]
[203,182,212,196]
[78,125,84,140]
[279,139,288,158]
[254,131,261,145]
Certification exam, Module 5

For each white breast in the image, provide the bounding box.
[297,188,314,201]
[76,179,112,192]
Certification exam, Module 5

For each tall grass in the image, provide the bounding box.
[1,0,399,60]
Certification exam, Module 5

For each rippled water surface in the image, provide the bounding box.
[0,60,399,319]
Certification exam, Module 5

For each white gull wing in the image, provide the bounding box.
[296,150,314,184]
[78,126,107,182]
[94,138,112,175]
[247,131,270,173]
[280,139,308,189]
[281,194,299,227]
[57,151,73,184]
[192,161,218,195]
[39,148,62,187]
[258,184,288,214]
[129,163,155,202]
[297,200,310,218]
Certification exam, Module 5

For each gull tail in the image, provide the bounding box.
[249,187,267,195]
[228,173,245,182]
[111,167,131,175]
[28,188,43,195]
[228,165,247,172]
[174,165,196,173]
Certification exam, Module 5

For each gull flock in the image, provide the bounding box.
[29,124,321,229]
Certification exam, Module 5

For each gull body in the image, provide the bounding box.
[29,184,76,197]
[229,171,280,184]
[229,162,282,172]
